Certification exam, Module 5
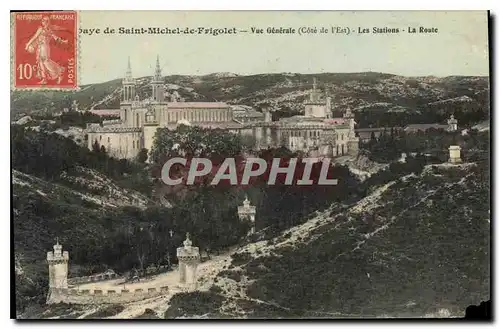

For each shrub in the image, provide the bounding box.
[230,252,252,267]
[209,285,223,294]
[164,291,225,318]
[218,270,243,282]
[83,305,125,319]
[134,308,159,319]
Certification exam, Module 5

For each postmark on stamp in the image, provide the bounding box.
[12,11,78,90]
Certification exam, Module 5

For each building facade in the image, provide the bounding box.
[404,115,459,133]
[87,57,360,159]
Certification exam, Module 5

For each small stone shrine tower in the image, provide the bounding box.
[399,152,407,163]
[449,145,462,163]
[176,233,200,290]
[71,100,79,112]
[447,114,458,132]
[238,196,257,234]
[47,239,69,290]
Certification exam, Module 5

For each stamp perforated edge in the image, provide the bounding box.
[10,11,81,92]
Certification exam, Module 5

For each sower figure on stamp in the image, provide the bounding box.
[24,16,68,85]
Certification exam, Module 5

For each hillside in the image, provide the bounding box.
[165,161,490,318]
[12,119,490,319]
[14,153,490,319]
[10,73,489,127]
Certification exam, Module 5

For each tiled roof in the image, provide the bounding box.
[166,121,243,129]
[89,109,121,116]
[167,102,230,109]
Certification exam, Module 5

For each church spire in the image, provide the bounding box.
[313,77,317,91]
[122,56,136,103]
[125,56,133,82]
[156,55,161,72]
[154,55,162,81]
[151,55,165,102]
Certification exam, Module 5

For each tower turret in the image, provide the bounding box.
[325,88,332,119]
[238,196,257,234]
[343,107,354,119]
[71,100,79,112]
[176,233,200,290]
[47,238,69,290]
[309,77,320,103]
[122,57,136,103]
[447,114,458,132]
[305,78,328,117]
[151,55,165,103]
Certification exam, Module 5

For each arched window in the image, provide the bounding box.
[107,137,110,143]
[136,113,139,127]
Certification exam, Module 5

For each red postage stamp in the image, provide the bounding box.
[12,11,78,90]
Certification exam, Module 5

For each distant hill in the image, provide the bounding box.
[11,73,490,127]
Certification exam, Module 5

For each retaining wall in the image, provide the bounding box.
[47,286,171,305]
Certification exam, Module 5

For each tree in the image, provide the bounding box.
[92,140,100,153]
[149,126,243,166]
[137,148,148,163]
[149,126,245,196]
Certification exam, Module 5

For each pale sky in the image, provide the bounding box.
[78,11,489,84]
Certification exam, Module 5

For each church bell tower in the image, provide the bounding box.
[151,55,165,103]
[122,57,136,104]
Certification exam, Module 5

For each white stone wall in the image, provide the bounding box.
[52,262,68,289]
[143,125,159,153]
[130,108,148,128]
[159,107,232,125]
[88,131,142,159]
[120,106,132,127]
[305,104,327,118]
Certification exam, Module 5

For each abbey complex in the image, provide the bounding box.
[86,56,461,160]
[86,56,361,160]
